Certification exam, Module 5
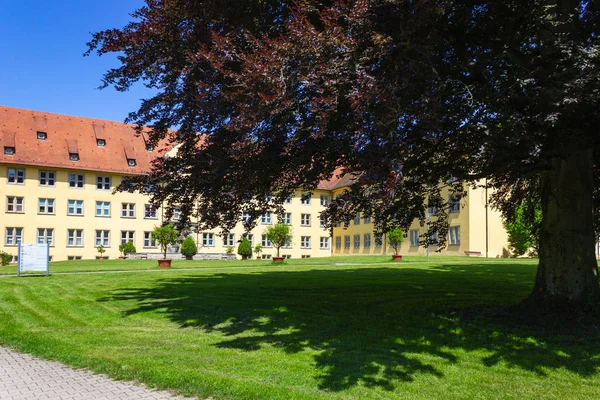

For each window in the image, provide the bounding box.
[144,204,157,219]
[67,256,82,261]
[121,203,136,218]
[35,228,53,245]
[69,153,79,162]
[121,231,135,245]
[354,213,361,225]
[202,233,214,247]
[7,168,25,184]
[173,206,181,220]
[354,234,360,249]
[96,176,111,190]
[4,146,15,155]
[301,236,311,249]
[95,230,110,247]
[283,238,292,248]
[410,230,420,247]
[146,143,154,152]
[263,254,272,260]
[67,200,84,216]
[320,237,330,249]
[96,201,110,217]
[38,198,55,214]
[244,234,254,246]
[5,228,23,246]
[449,195,460,213]
[363,214,371,224]
[68,173,84,188]
[96,138,106,147]
[320,214,327,228]
[428,231,439,245]
[261,212,272,224]
[223,233,235,247]
[301,255,311,259]
[284,194,292,204]
[375,233,383,248]
[335,236,341,250]
[301,193,311,205]
[449,226,461,245]
[261,235,272,247]
[127,158,136,167]
[320,194,330,206]
[6,196,24,213]
[144,232,157,248]
[364,234,371,248]
[242,211,251,223]
[301,213,311,226]
[68,229,84,247]
[280,212,292,225]
[39,171,56,186]
[37,131,47,140]
[428,206,438,216]
[344,235,351,249]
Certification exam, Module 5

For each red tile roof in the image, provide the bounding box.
[317,168,357,190]
[0,105,172,175]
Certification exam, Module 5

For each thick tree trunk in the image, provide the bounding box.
[532,149,600,306]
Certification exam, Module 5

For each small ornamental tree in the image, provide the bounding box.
[265,224,292,258]
[504,203,542,257]
[237,238,252,259]
[119,241,136,257]
[180,236,198,259]
[387,228,405,256]
[254,244,263,259]
[97,245,106,258]
[152,224,179,260]
[225,246,234,254]
[0,250,11,266]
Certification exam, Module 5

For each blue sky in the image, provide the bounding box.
[0,0,154,122]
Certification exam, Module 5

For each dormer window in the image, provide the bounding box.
[127,158,136,167]
[146,144,154,152]
[69,153,79,162]
[37,131,47,140]
[97,139,106,147]
[4,146,15,156]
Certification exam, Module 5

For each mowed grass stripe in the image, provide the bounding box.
[0,258,598,399]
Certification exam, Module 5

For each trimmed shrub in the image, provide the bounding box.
[181,236,198,258]
[237,238,252,258]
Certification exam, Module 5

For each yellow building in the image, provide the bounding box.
[0,105,508,261]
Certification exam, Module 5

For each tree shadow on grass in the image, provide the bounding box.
[98,264,600,391]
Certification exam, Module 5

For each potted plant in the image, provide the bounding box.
[254,244,263,260]
[96,245,107,260]
[388,227,405,261]
[152,224,179,268]
[225,246,234,256]
[118,241,136,259]
[265,223,292,263]
[237,238,252,260]
[180,236,197,260]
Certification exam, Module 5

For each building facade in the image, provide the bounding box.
[0,106,508,261]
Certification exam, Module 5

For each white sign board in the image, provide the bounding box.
[17,243,49,276]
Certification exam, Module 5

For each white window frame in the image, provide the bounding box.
[202,233,215,247]
[319,237,330,249]
[375,233,383,248]
[344,235,350,249]
[320,194,330,207]
[39,170,56,186]
[335,236,341,250]
[96,201,111,217]
[36,228,54,246]
[6,196,24,213]
[363,214,371,224]
[261,235,272,247]
[279,212,292,225]
[121,203,136,218]
[67,229,83,247]
[120,231,135,245]
[261,212,272,224]
[223,233,235,247]
[95,230,110,247]
[300,213,311,226]
[7,168,25,184]
[38,198,55,215]
[5,227,23,246]
[301,193,311,205]
[354,213,361,225]
[410,230,420,247]
[301,236,311,249]
[96,176,111,190]
[242,211,251,223]
[144,204,158,219]
[68,173,85,188]
[449,226,461,245]
[449,195,460,213]
[353,234,360,249]
[144,232,157,248]
[67,200,84,216]
[364,233,371,248]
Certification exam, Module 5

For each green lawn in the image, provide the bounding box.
[0,257,598,399]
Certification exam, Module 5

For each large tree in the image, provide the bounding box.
[88,0,600,307]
